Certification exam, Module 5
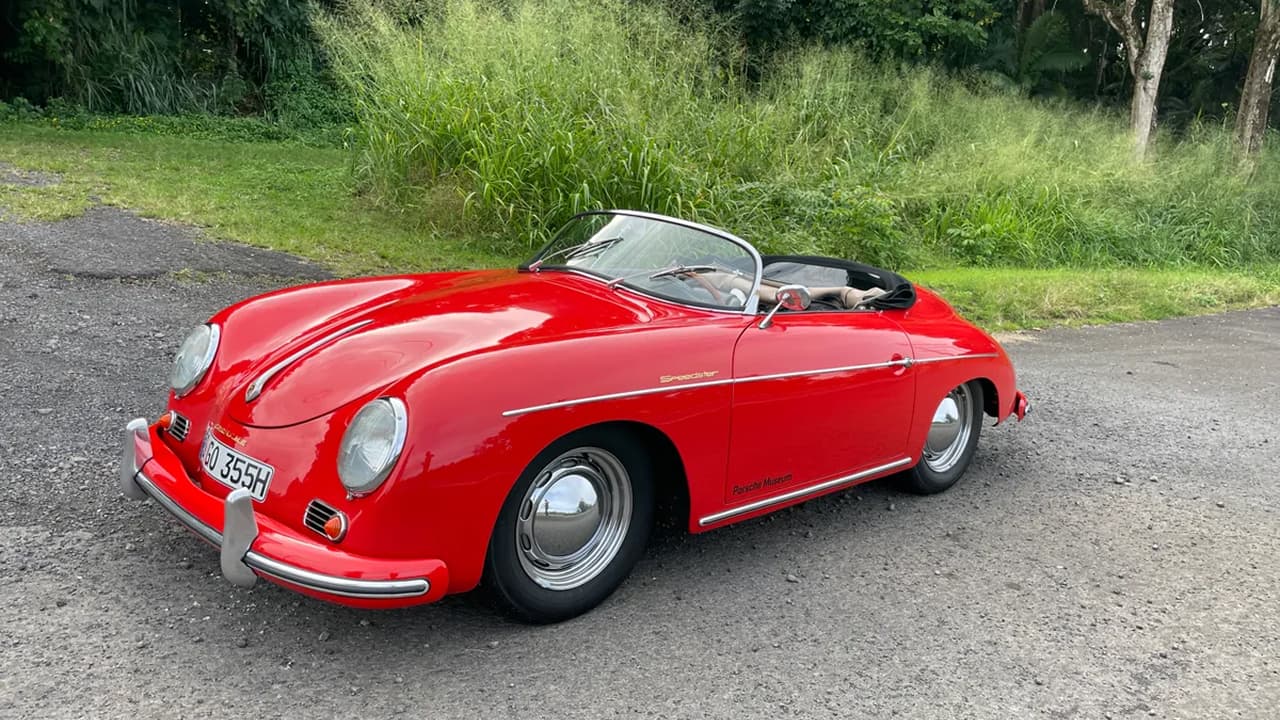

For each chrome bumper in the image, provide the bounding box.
[121,419,430,600]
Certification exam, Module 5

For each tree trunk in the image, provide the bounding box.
[1130,0,1175,159]
[1236,1,1280,157]
[1080,0,1177,160]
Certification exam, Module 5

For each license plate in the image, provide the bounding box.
[200,432,274,502]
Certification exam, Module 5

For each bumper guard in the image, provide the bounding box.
[121,418,430,600]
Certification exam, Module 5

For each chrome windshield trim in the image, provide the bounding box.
[524,210,764,316]
[698,457,913,527]
[245,320,373,402]
[502,358,911,417]
[551,267,761,317]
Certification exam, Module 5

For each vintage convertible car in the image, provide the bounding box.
[120,210,1029,622]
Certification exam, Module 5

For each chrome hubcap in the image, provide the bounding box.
[516,447,632,590]
[923,384,973,473]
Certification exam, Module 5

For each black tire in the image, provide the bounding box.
[899,380,984,495]
[484,427,654,623]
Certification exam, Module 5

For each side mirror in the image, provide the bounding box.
[759,284,811,329]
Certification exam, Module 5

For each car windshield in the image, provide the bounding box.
[525,212,761,312]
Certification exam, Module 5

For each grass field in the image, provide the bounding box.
[1,123,1277,331]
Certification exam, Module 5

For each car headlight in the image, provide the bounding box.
[337,398,408,495]
[169,324,220,397]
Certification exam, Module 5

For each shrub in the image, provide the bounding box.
[319,0,1279,268]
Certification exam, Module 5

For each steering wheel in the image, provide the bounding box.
[680,271,724,302]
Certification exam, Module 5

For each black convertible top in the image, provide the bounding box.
[760,255,916,310]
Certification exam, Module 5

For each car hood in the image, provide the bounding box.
[221,270,650,428]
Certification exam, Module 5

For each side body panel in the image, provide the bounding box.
[725,312,915,504]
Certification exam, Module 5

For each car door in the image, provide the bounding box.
[723,311,916,506]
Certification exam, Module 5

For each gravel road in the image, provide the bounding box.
[1,194,1277,719]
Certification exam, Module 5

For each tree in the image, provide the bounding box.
[1236,0,1280,157]
[1081,0,1177,159]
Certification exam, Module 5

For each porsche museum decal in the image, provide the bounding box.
[732,473,794,497]
[660,370,720,384]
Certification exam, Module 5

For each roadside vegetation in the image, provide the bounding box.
[2,123,1276,330]
[1,0,1278,330]
[320,0,1280,271]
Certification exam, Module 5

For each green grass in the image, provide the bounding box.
[1,122,1276,331]
[0,123,512,274]
[318,0,1280,270]
[913,267,1280,331]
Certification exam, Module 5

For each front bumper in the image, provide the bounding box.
[120,418,447,607]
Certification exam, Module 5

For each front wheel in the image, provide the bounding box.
[899,380,984,495]
[484,427,654,623]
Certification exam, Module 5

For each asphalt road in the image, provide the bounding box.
[1,196,1277,719]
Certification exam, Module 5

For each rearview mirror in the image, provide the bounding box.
[759,284,811,329]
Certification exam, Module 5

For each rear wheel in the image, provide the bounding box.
[485,427,654,623]
[899,380,984,495]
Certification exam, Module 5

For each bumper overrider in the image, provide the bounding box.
[120,418,447,606]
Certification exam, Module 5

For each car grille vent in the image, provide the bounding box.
[304,500,341,540]
[168,412,191,442]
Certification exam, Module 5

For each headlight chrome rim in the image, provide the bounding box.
[169,324,220,398]
[338,397,408,497]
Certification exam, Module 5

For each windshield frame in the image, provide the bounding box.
[521,210,764,315]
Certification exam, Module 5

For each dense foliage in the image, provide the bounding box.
[0,0,347,124]
[321,0,1279,268]
[1,0,1276,130]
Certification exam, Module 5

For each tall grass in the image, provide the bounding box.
[319,0,1280,268]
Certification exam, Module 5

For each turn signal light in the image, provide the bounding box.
[323,514,346,541]
[157,412,173,430]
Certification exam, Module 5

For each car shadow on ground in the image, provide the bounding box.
[126,440,1026,659]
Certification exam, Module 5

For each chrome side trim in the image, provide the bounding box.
[698,457,913,527]
[245,320,373,402]
[502,377,738,417]
[501,358,910,417]
[735,358,910,385]
[912,353,999,365]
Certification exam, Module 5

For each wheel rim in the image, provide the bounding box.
[516,447,632,591]
[922,384,974,474]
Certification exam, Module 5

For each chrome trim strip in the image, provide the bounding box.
[554,267,761,317]
[173,324,221,398]
[912,353,999,365]
[527,209,764,316]
[134,471,223,546]
[698,457,913,527]
[502,377,738,417]
[130,468,429,599]
[245,320,373,402]
[502,358,910,417]
[735,358,910,385]
[245,553,429,599]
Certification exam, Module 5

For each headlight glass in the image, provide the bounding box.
[169,324,220,397]
[338,398,407,495]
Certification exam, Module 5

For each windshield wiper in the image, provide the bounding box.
[529,236,625,271]
[605,263,722,289]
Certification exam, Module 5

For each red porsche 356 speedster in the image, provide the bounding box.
[120,210,1029,622]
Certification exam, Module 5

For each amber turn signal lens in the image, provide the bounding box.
[323,514,346,541]
[157,412,173,430]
